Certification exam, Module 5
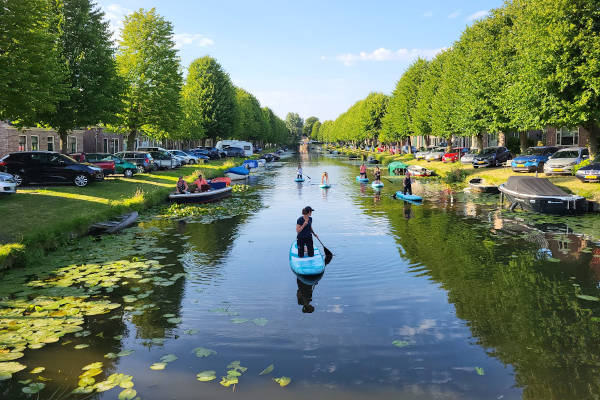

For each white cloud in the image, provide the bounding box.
[103,3,132,42]
[467,10,489,21]
[173,33,215,50]
[423,11,433,18]
[326,47,446,66]
[448,9,461,19]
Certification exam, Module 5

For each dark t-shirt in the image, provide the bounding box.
[296,216,312,239]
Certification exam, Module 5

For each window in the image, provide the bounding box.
[47,136,54,151]
[31,135,39,151]
[18,136,26,151]
[68,136,77,153]
[112,139,119,153]
[556,127,579,146]
[103,138,108,153]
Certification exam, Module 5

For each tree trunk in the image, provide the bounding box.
[407,136,413,154]
[519,132,527,153]
[476,134,483,152]
[498,131,506,147]
[585,122,599,159]
[127,130,136,151]
[59,131,68,154]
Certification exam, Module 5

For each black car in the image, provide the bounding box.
[225,147,245,157]
[575,157,600,182]
[472,146,512,168]
[0,151,103,187]
[197,147,221,160]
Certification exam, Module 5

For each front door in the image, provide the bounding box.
[44,153,70,183]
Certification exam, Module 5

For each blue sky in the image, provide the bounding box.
[97,0,504,122]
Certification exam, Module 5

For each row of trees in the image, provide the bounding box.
[312,0,600,156]
[0,1,295,152]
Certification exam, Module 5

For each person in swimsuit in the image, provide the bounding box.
[359,163,367,179]
[321,172,329,185]
[176,176,189,194]
[374,166,381,183]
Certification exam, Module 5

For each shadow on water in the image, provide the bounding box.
[295,272,324,314]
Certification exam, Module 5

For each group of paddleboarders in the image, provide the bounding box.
[176,174,209,194]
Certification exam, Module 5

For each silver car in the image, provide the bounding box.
[0,172,17,194]
[415,146,436,160]
[544,147,589,175]
[168,150,198,165]
[425,147,446,162]
[460,149,477,164]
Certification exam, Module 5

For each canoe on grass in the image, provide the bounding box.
[394,191,423,202]
[289,242,325,276]
[89,211,138,235]
[356,176,369,183]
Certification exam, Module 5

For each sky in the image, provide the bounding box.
[96,0,504,122]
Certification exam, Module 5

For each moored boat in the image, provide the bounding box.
[89,211,138,235]
[225,166,250,181]
[468,178,500,194]
[406,164,434,177]
[168,185,232,204]
[498,176,587,214]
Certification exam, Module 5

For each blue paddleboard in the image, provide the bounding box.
[356,176,369,183]
[289,242,325,275]
[395,191,422,202]
[294,178,305,182]
[372,182,384,188]
[319,184,331,188]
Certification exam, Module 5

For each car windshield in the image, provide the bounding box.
[54,154,77,164]
[553,150,579,158]
[478,148,496,155]
[525,147,547,156]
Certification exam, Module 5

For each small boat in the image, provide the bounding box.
[498,176,587,214]
[89,211,138,235]
[295,178,305,182]
[367,156,380,164]
[257,159,266,167]
[407,164,434,177]
[211,177,231,186]
[468,178,500,194]
[168,185,232,204]
[225,166,250,181]
[319,184,331,189]
[372,182,384,188]
[356,176,369,183]
[289,242,325,275]
[242,159,259,169]
[394,192,423,202]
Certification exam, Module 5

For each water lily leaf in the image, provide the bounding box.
[117,350,135,357]
[259,364,274,375]
[150,362,166,370]
[160,354,178,363]
[0,352,24,361]
[166,317,182,324]
[547,257,560,263]
[30,367,45,374]
[22,382,45,394]
[392,340,410,348]
[196,370,216,381]
[18,379,32,385]
[113,335,123,340]
[118,388,137,400]
[475,367,485,376]
[252,318,268,327]
[151,338,165,345]
[0,362,27,374]
[0,373,12,381]
[577,294,600,301]
[183,329,198,335]
[74,344,90,349]
[274,376,291,387]
[82,362,103,370]
[220,376,238,387]
[78,376,95,387]
[79,368,102,378]
[231,318,248,324]
[192,347,216,358]
[227,370,241,377]
[72,386,94,394]
[162,313,175,318]
[104,353,118,359]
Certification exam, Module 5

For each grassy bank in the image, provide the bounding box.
[0,158,239,269]
[328,146,600,201]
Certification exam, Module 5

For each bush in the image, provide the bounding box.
[572,159,591,175]
[400,153,415,161]
[443,167,468,184]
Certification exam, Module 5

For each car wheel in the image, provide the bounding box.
[537,163,544,173]
[136,165,145,174]
[124,169,134,177]
[474,166,478,169]
[12,173,24,186]
[74,174,89,187]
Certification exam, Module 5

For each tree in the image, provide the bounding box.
[285,112,303,142]
[233,87,267,143]
[42,0,123,153]
[303,116,319,138]
[311,121,321,140]
[430,49,463,147]
[115,8,182,149]
[181,56,236,145]
[0,0,66,126]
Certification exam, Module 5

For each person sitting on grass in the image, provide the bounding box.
[176,176,189,194]
[193,174,209,192]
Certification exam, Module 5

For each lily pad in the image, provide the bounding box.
[160,354,178,363]
[150,362,167,370]
[30,367,45,374]
[577,294,600,301]
[392,340,410,348]
[22,382,45,394]
[0,352,24,361]
[0,362,27,375]
[183,329,198,335]
[253,318,268,327]
[192,347,216,358]
[475,367,485,376]
[220,376,238,387]
[118,388,137,400]
[274,376,291,387]
[231,318,249,324]
[74,344,90,349]
[78,376,96,387]
[259,364,274,375]
[196,370,216,381]
[82,362,103,370]
[166,317,182,324]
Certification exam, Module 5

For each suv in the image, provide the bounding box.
[148,151,175,169]
[86,153,137,177]
[114,151,156,173]
[472,147,511,168]
[511,146,558,173]
[225,147,245,157]
[197,147,221,160]
[0,151,103,187]
[69,153,116,176]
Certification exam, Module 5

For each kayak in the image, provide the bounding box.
[356,176,369,183]
[294,178,305,182]
[319,184,331,189]
[372,182,384,188]
[289,242,325,275]
[395,191,423,202]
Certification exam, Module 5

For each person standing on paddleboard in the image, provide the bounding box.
[403,171,412,195]
[296,164,303,180]
[359,163,367,179]
[296,206,318,258]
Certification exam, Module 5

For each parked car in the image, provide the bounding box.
[460,149,478,164]
[168,150,198,165]
[0,151,103,187]
[415,147,434,160]
[200,147,221,159]
[401,145,417,154]
[149,151,175,169]
[86,153,137,177]
[186,149,210,161]
[442,147,469,163]
[225,147,245,157]
[471,147,511,168]
[0,172,17,194]
[544,147,589,175]
[575,157,600,182]
[511,146,559,173]
[114,151,156,173]
[69,153,116,176]
[425,147,447,162]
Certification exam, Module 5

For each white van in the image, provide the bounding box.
[215,140,253,157]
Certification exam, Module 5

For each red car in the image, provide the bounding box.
[442,147,469,163]
[70,153,115,176]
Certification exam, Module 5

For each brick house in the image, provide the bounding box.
[545,126,591,147]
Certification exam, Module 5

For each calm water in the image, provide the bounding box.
[2,151,600,400]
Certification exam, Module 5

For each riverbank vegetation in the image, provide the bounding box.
[312,0,600,157]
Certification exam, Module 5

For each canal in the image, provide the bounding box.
[2,151,600,400]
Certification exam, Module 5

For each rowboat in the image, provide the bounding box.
[89,212,138,235]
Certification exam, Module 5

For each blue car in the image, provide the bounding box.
[511,146,558,173]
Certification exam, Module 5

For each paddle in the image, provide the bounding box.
[305,175,312,180]
[315,236,333,265]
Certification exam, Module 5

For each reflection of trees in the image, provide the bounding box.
[363,196,600,399]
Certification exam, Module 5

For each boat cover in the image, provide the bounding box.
[388,161,408,175]
[209,181,227,190]
[503,176,568,196]
[226,166,250,175]
[243,159,259,169]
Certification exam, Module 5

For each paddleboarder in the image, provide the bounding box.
[359,162,367,179]
[374,166,382,184]
[296,206,318,258]
[296,164,303,180]
[403,171,412,195]
[321,172,329,185]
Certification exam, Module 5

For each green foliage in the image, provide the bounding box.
[572,159,591,175]
[181,56,236,142]
[443,167,469,184]
[0,0,67,126]
[233,87,268,142]
[115,8,183,147]
[303,116,319,137]
[285,112,303,141]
